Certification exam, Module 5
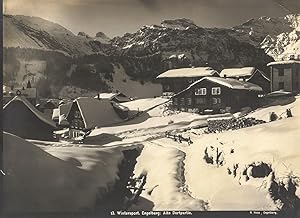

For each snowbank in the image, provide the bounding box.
[248,96,299,121]
[131,143,208,211]
[184,98,300,210]
[2,132,133,212]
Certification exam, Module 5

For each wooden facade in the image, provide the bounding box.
[268,61,300,93]
[3,98,56,140]
[172,78,261,114]
[66,102,86,138]
[160,77,205,94]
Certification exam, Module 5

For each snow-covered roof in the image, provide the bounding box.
[94,92,131,102]
[3,96,57,128]
[156,67,219,78]
[267,60,300,66]
[203,77,262,91]
[220,67,256,77]
[73,97,128,129]
[175,77,263,96]
[94,93,118,99]
[52,108,59,121]
[58,114,69,126]
[220,67,270,82]
[59,102,73,117]
[265,90,293,97]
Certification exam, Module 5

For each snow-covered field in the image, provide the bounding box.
[105,65,162,98]
[3,96,300,213]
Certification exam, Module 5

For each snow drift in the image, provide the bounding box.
[2,132,140,212]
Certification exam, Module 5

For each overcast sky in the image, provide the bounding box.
[4,0,300,38]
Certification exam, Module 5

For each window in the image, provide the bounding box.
[195,98,206,105]
[195,88,206,95]
[74,110,81,119]
[180,98,185,105]
[278,68,284,76]
[212,98,221,104]
[212,87,221,95]
[187,98,192,105]
[279,82,284,90]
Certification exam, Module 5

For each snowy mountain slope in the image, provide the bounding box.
[3,15,108,55]
[232,14,300,60]
[111,19,272,72]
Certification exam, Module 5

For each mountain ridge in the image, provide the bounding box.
[3,14,299,98]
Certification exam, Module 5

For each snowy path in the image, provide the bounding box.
[131,141,208,211]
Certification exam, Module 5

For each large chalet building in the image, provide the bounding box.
[220,67,270,93]
[156,67,219,96]
[172,77,262,114]
[267,60,300,93]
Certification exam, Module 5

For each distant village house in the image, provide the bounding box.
[156,67,219,96]
[220,67,270,93]
[171,77,262,114]
[267,60,300,93]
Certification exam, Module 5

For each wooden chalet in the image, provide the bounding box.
[220,67,270,93]
[66,97,129,138]
[172,77,263,114]
[3,96,57,140]
[156,67,219,96]
[267,60,300,93]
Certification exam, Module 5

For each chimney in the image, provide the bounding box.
[97,93,100,100]
[224,74,227,79]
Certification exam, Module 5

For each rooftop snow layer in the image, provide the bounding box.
[267,60,300,66]
[220,67,256,77]
[175,77,263,96]
[94,93,118,99]
[59,102,73,117]
[74,97,128,129]
[156,67,219,78]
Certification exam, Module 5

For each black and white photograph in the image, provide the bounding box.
[1,0,300,217]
